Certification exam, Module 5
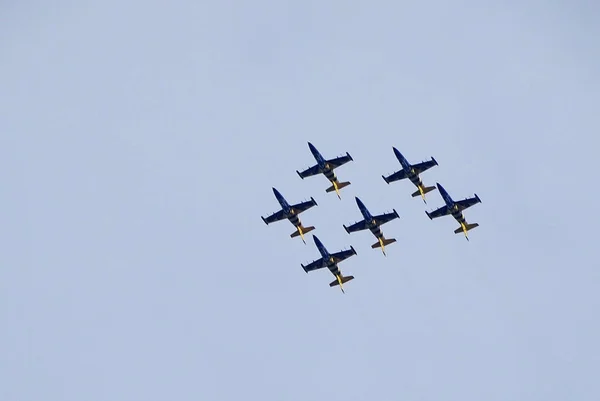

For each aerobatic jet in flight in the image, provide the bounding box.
[296,142,353,199]
[426,183,482,240]
[382,147,438,203]
[261,187,317,243]
[301,235,357,293]
[343,197,400,256]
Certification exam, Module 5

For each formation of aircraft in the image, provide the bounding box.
[262,141,483,293]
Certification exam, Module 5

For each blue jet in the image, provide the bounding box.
[382,147,439,203]
[301,235,357,293]
[261,187,318,243]
[343,197,400,256]
[296,142,353,199]
[426,183,482,240]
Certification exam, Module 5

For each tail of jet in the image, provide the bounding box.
[411,185,436,203]
[454,223,479,241]
[371,238,397,248]
[326,181,351,198]
[371,237,397,256]
[290,225,315,243]
[411,186,436,197]
[329,274,354,293]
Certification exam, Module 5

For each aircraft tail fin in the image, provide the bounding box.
[454,223,478,234]
[326,181,351,193]
[411,186,436,197]
[329,275,354,287]
[371,238,397,249]
[291,225,315,238]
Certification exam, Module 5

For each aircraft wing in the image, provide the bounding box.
[297,164,320,178]
[411,159,437,174]
[455,196,481,211]
[344,220,368,233]
[426,205,450,220]
[383,170,407,183]
[373,211,399,226]
[291,198,317,213]
[331,247,357,263]
[301,258,326,273]
[326,153,352,168]
[262,209,286,224]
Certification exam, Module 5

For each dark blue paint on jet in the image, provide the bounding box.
[426,183,482,240]
[301,235,357,293]
[343,197,400,256]
[296,142,354,199]
[261,187,317,243]
[382,147,439,203]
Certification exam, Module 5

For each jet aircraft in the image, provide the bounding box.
[261,187,318,243]
[382,147,438,203]
[343,197,400,256]
[426,183,482,240]
[301,235,357,293]
[296,142,353,199]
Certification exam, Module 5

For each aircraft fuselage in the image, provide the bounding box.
[437,183,467,224]
[355,197,385,239]
[393,147,428,190]
[272,187,301,227]
[313,236,342,276]
[308,142,339,183]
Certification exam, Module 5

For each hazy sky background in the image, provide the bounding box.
[2,1,599,400]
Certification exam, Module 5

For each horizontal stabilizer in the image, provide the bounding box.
[371,238,397,249]
[329,275,354,287]
[326,181,351,193]
[291,226,315,238]
[411,186,436,197]
[454,223,479,234]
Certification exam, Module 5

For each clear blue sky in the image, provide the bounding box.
[2,2,599,400]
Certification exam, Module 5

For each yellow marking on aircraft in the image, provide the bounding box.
[379,237,387,256]
[333,180,341,199]
[298,225,305,243]
[336,274,345,294]
[461,221,469,241]
[417,185,427,203]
